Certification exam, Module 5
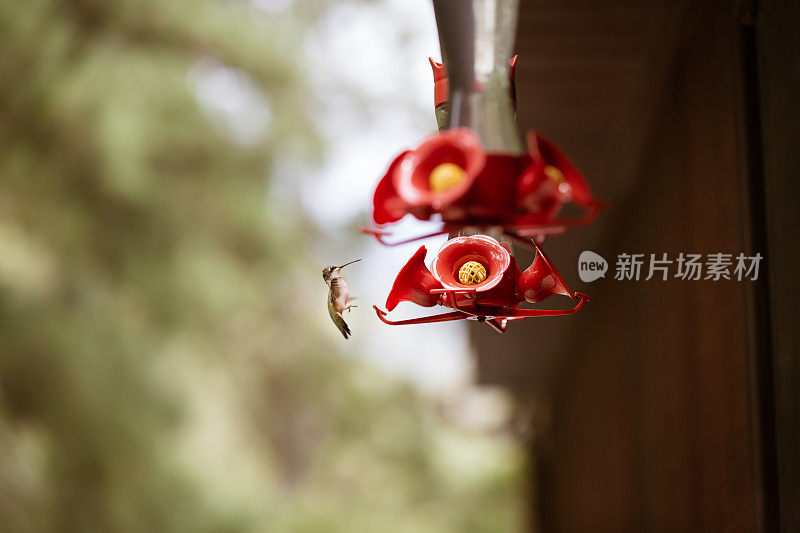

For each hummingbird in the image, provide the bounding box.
[322,259,361,339]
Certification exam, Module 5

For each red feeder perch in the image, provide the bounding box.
[360,128,606,249]
[373,234,589,333]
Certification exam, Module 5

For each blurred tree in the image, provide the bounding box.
[0,1,522,531]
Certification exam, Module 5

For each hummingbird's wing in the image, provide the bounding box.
[328,295,351,339]
[330,277,347,302]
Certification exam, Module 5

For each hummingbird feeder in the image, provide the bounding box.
[373,234,589,333]
[365,0,596,332]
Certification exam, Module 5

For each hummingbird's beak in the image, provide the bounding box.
[338,258,362,270]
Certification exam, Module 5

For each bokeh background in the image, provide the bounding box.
[0,0,526,531]
[6,0,794,531]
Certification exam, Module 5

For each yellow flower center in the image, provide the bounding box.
[544,165,565,183]
[429,163,467,193]
[458,261,487,285]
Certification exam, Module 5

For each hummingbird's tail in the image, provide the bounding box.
[333,312,351,339]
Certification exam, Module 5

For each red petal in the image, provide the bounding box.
[518,239,575,303]
[385,246,442,311]
[372,150,410,225]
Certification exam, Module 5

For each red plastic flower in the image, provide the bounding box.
[376,235,588,333]
[431,235,520,309]
[371,128,487,224]
[395,128,487,215]
[517,131,595,214]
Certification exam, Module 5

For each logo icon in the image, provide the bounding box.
[578,251,608,282]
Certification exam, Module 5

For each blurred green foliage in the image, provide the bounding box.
[0,0,523,531]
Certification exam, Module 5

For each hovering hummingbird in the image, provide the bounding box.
[322,259,361,339]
